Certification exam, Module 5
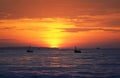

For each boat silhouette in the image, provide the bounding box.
[96,47,101,50]
[74,47,81,53]
[26,46,33,53]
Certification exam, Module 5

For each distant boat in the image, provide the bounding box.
[26,46,33,53]
[74,47,81,53]
[96,47,101,50]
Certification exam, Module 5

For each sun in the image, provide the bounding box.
[50,45,58,48]
[46,38,62,48]
[40,18,70,48]
[1,18,74,48]
[42,29,63,48]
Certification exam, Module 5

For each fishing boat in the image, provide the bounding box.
[96,47,101,50]
[26,46,33,53]
[74,46,81,53]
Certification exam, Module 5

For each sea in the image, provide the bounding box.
[0,48,120,78]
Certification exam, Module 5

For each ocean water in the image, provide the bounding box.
[0,48,120,78]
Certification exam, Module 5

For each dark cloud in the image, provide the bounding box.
[61,28,120,33]
[0,26,31,31]
[101,19,120,27]
[0,26,48,32]
[0,26,16,30]
[70,15,120,28]
[0,38,15,41]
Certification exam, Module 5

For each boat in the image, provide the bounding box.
[74,47,81,53]
[26,49,33,53]
[96,47,101,50]
[26,46,33,53]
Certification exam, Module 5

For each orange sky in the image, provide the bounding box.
[0,0,120,48]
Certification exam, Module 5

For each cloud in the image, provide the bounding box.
[101,19,120,27]
[0,38,15,41]
[0,17,120,33]
[61,27,120,33]
[0,26,16,30]
[0,0,120,19]
[0,26,47,32]
[69,13,120,28]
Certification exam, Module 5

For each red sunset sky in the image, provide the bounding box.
[0,0,120,48]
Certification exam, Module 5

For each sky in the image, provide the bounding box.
[0,0,120,48]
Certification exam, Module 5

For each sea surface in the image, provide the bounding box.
[0,48,120,78]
